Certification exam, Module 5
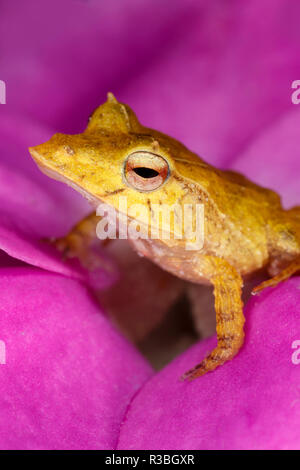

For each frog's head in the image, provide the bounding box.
[29,93,207,246]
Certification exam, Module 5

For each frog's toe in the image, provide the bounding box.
[181,364,208,381]
[181,337,243,381]
[252,256,300,294]
[181,354,220,381]
[42,234,80,260]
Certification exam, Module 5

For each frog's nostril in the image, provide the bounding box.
[63,145,75,156]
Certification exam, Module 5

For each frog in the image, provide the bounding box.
[29,93,300,381]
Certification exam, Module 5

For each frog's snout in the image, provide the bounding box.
[29,144,47,167]
[29,133,74,168]
[29,141,62,183]
[28,145,42,162]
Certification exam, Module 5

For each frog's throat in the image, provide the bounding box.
[30,149,102,206]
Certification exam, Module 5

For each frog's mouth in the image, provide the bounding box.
[29,146,103,206]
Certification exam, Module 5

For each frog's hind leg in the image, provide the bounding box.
[253,205,300,294]
[182,257,245,381]
[252,255,300,294]
[287,205,300,221]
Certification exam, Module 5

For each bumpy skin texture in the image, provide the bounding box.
[29,94,300,380]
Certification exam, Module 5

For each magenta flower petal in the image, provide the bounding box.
[1,0,299,278]
[0,0,189,132]
[0,161,117,287]
[123,0,300,166]
[0,112,90,236]
[0,0,299,451]
[231,109,300,208]
[0,117,118,287]
[0,267,152,449]
[117,279,300,450]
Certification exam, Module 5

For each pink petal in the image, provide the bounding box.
[231,109,300,208]
[1,0,299,277]
[118,279,300,450]
[0,0,190,132]
[122,0,300,166]
[0,267,152,449]
[0,118,117,287]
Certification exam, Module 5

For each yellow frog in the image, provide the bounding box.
[29,93,300,380]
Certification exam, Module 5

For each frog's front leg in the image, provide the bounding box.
[182,256,245,381]
[52,211,99,254]
[48,211,110,270]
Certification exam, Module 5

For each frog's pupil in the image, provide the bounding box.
[133,167,159,178]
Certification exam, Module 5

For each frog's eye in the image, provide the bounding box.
[124,152,169,191]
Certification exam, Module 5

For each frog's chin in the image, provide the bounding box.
[30,150,102,207]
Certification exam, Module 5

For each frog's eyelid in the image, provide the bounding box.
[124,152,170,173]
